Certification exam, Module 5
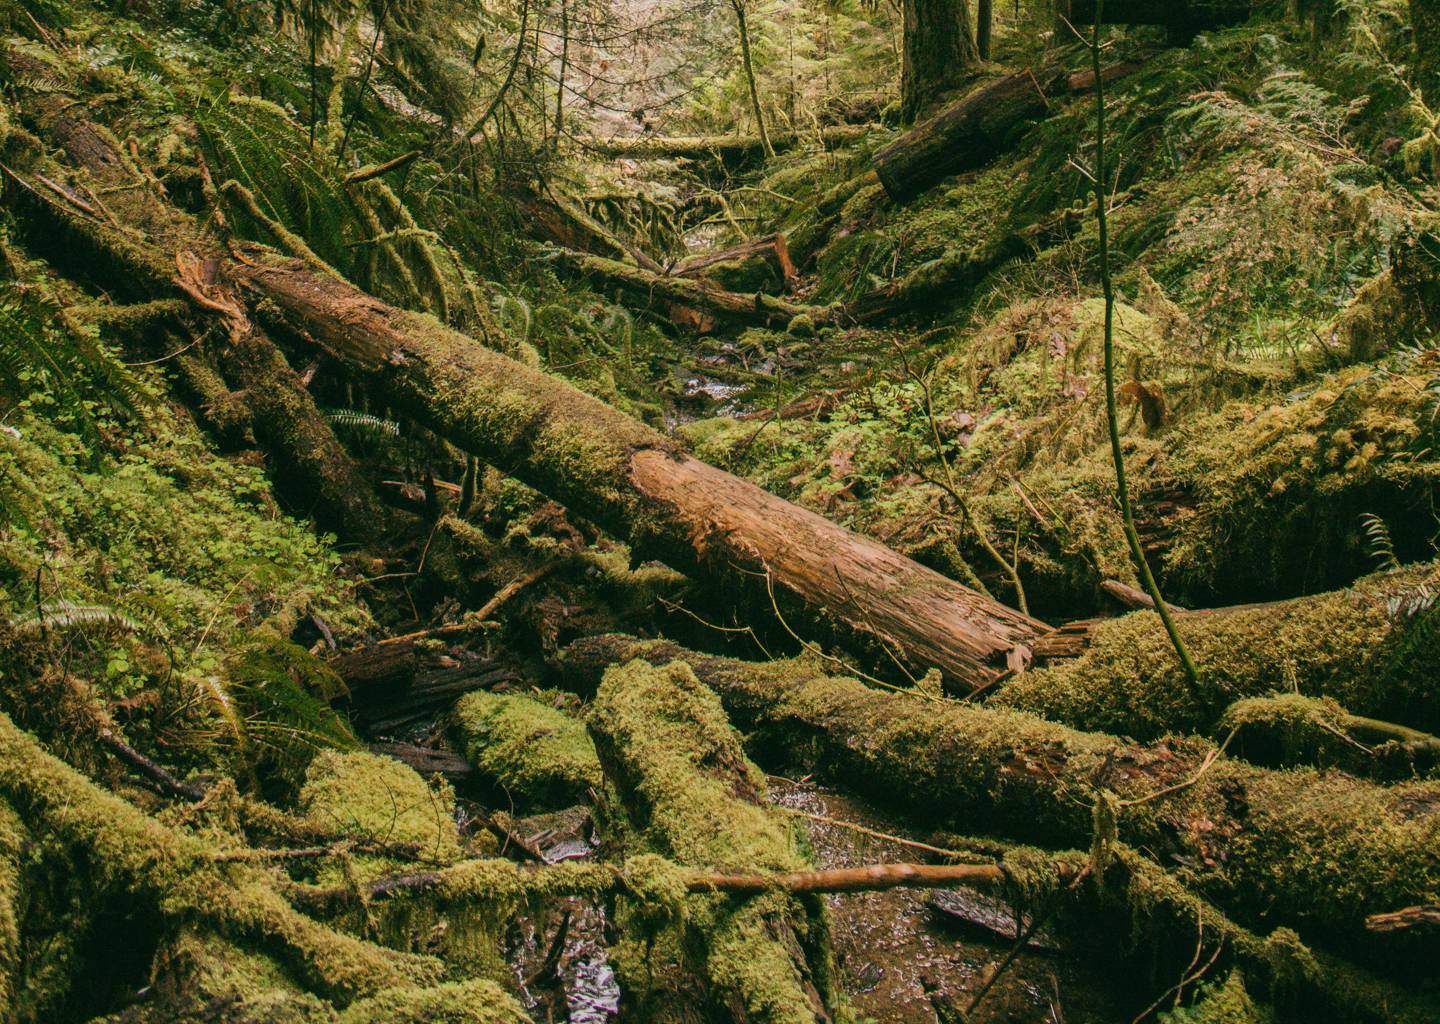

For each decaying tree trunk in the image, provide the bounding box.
[2,58,390,548]
[549,248,826,327]
[873,61,1142,203]
[670,232,800,293]
[581,126,870,163]
[6,56,1047,695]
[0,710,449,1010]
[561,636,1440,971]
[588,658,837,1024]
[1003,562,1440,739]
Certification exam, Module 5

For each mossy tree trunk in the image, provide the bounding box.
[561,634,1440,980]
[588,659,836,1024]
[8,50,1049,695]
[901,0,979,123]
[1413,0,1440,108]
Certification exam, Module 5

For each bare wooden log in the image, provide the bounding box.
[872,62,1143,203]
[12,49,1048,694]
[549,247,828,327]
[1366,905,1440,933]
[559,636,1440,962]
[671,232,799,291]
[582,125,871,163]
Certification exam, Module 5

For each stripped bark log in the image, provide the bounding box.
[559,636,1440,967]
[10,46,1047,693]
[581,125,871,163]
[549,247,828,327]
[872,61,1142,203]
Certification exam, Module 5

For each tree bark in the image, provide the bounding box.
[874,60,1142,203]
[9,56,1048,694]
[977,0,993,59]
[560,636,1440,977]
[901,0,980,123]
[1412,0,1440,108]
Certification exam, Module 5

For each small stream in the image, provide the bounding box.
[769,779,1136,1024]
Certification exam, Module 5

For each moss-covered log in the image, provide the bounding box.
[998,562,1440,739]
[8,64,1047,695]
[0,711,446,1009]
[452,691,602,808]
[561,636,1440,974]
[872,62,1142,203]
[549,247,827,328]
[1,48,391,547]
[589,659,837,1024]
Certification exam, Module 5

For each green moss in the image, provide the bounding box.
[298,750,460,862]
[1160,971,1272,1024]
[590,659,834,1024]
[996,562,1440,738]
[452,691,602,809]
[337,979,531,1023]
[0,800,21,1023]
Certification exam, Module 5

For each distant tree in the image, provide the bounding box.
[729,0,775,157]
[901,0,979,122]
[1414,0,1440,107]
[977,0,993,58]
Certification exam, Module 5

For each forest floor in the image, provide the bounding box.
[1,1,1439,1022]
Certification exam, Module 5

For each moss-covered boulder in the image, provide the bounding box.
[452,691,602,809]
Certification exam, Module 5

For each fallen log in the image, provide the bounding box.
[999,562,1440,739]
[582,125,872,164]
[671,232,800,292]
[560,636,1440,966]
[0,710,445,1007]
[1,62,391,548]
[549,247,827,327]
[10,46,1047,693]
[872,61,1142,204]
[588,658,838,1024]
[452,690,602,808]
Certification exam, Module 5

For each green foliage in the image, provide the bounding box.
[0,281,151,458]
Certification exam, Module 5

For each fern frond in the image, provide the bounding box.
[9,600,143,634]
[1360,512,1401,573]
[324,407,401,438]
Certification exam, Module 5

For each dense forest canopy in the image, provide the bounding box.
[0,0,1439,1021]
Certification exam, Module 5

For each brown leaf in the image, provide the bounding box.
[829,448,856,480]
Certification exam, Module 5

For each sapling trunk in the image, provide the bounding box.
[1088,1,1199,688]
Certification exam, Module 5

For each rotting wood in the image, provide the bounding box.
[559,637,1440,958]
[670,232,800,291]
[9,67,1049,695]
[581,125,872,163]
[872,61,1143,203]
[549,247,828,327]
